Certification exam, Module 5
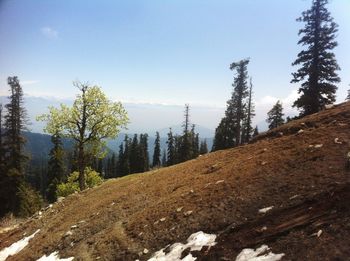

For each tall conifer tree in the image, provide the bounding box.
[180,104,192,161]
[291,0,340,115]
[166,128,175,166]
[213,59,250,150]
[46,133,65,202]
[152,132,161,168]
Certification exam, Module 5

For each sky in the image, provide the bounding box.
[0,0,349,133]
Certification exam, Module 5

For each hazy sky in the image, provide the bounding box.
[0,0,349,131]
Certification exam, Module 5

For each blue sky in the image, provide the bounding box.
[0,0,349,132]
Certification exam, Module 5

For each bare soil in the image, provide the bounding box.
[1,102,350,261]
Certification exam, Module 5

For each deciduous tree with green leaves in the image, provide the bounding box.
[38,82,128,190]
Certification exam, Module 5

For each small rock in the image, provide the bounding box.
[111,202,115,206]
[334,138,342,144]
[261,161,268,166]
[138,232,144,237]
[70,242,74,247]
[71,225,78,229]
[78,220,86,224]
[177,207,183,212]
[143,248,149,254]
[160,217,166,222]
[38,211,42,216]
[325,104,334,109]
[289,194,300,200]
[297,129,304,134]
[190,189,194,193]
[314,144,323,149]
[263,148,268,152]
[277,132,283,137]
[65,230,73,237]
[259,206,274,214]
[215,180,225,184]
[317,230,323,237]
[184,210,193,217]
[154,221,159,225]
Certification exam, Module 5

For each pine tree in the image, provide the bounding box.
[213,59,250,150]
[46,133,65,202]
[166,128,175,166]
[129,134,139,173]
[242,78,255,143]
[4,77,28,173]
[152,132,161,168]
[117,143,124,177]
[267,101,285,130]
[161,149,167,167]
[346,89,350,100]
[291,0,340,116]
[2,77,29,214]
[199,140,208,154]
[139,134,149,172]
[110,153,117,178]
[190,124,199,158]
[212,118,231,151]
[252,126,259,137]
[119,135,130,176]
[179,104,192,161]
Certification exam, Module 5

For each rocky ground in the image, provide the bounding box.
[1,102,350,261]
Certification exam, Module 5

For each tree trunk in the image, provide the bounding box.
[78,143,86,190]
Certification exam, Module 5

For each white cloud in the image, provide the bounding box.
[253,88,300,129]
[41,27,58,39]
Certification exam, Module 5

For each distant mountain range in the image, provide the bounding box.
[0,95,218,136]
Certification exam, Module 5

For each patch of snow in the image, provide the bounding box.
[37,251,74,261]
[235,245,284,261]
[258,206,274,214]
[148,231,216,261]
[0,229,40,261]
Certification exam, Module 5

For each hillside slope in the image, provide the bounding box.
[1,102,350,261]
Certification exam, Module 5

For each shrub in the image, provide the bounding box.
[17,183,43,217]
[56,167,103,197]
